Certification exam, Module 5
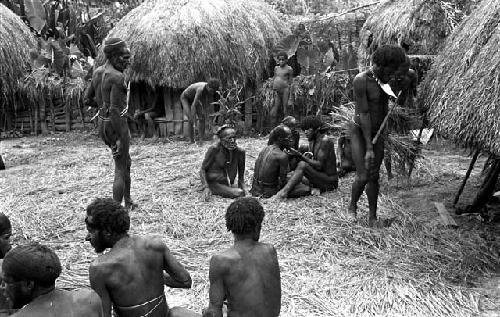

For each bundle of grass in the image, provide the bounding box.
[256,72,352,129]
[358,0,461,68]
[419,0,500,157]
[101,0,287,89]
[0,3,36,130]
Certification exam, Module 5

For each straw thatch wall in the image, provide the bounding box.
[358,0,454,69]
[103,0,288,88]
[0,3,36,129]
[418,0,500,156]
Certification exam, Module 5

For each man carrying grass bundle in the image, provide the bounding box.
[200,125,246,200]
[181,79,221,144]
[85,198,198,317]
[2,242,103,317]
[203,197,281,317]
[274,116,339,199]
[348,45,407,227]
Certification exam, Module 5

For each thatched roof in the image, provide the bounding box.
[101,0,288,88]
[358,0,457,62]
[0,4,35,96]
[418,0,500,156]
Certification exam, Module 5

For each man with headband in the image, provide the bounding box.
[2,242,102,316]
[99,37,136,210]
[200,125,246,200]
[85,198,197,317]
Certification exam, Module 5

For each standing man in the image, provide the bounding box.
[200,125,246,200]
[2,243,103,317]
[180,79,220,143]
[202,197,281,317]
[275,116,338,199]
[250,125,292,198]
[99,38,136,210]
[85,198,197,317]
[270,52,294,127]
[348,45,407,226]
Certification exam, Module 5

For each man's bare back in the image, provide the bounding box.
[211,242,280,317]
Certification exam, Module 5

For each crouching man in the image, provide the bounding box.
[2,242,103,317]
[203,197,281,317]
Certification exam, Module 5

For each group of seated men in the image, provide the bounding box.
[0,197,281,317]
[200,115,339,200]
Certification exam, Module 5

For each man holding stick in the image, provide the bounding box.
[348,45,406,227]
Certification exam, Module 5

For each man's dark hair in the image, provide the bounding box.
[300,115,323,131]
[281,116,297,127]
[371,45,407,68]
[86,198,130,234]
[0,213,11,235]
[268,125,290,145]
[207,78,220,90]
[277,51,288,60]
[3,242,61,287]
[225,197,264,234]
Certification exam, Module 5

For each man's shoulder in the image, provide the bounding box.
[353,71,369,82]
[236,146,245,154]
[72,288,102,309]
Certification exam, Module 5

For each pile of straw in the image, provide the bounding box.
[257,72,352,119]
[418,0,500,157]
[358,0,459,67]
[0,3,36,110]
[100,0,288,88]
[0,132,498,316]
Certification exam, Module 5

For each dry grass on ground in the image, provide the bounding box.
[0,131,499,317]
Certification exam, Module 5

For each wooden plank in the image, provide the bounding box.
[164,88,174,136]
[433,202,458,227]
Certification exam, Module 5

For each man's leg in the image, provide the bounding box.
[209,182,245,199]
[0,155,5,170]
[113,154,126,204]
[384,145,393,180]
[282,86,290,117]
[145,112,159,139]
[181,97,194,143]
[270,90,281,128]
[275,161,309,199]
[198,111,206,142]
[365,139,384,226]
[348,127,370,219]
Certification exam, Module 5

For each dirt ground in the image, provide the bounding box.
[0,131,499,316]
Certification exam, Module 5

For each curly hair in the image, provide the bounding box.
[86,198,130,234]
[268,125,291,145]
[277,51,288,60]
[207,78,220,90]
[300,115,323,131]
[225,197,264,234]
[371,45,407,68]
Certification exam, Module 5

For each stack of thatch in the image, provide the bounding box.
[419,0,500,156]
[0,3,36,130]
[358,0,460,68]
[103,0,288,89]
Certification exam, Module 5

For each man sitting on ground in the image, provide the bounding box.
[85,198,197,317]
[337,133,356,177]
[275,116,339,199]
[200,126,245,200]
[2,242,102,317]
[250,126,292,198]
[0,213,13,313]
[203,197,281,317]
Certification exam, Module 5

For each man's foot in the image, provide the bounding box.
[125,201,138,211]
[273,190,288,200]
[347,206,357,222]
[368,217,377,228]
[311,188,321,196]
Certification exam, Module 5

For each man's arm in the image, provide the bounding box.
[156,239,192,288]
[278,153,289,188]
[337,136,345,165]
[200,147,217,189]
[202,255,226,317]
[89,264,112,317]
[190,86,203,124]
[237,149,245,189]
[353,75,372,148]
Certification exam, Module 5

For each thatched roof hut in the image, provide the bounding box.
[418,0,500,156]
[0,4,35,103]
[103,0,288,88]
[358,0,458,68]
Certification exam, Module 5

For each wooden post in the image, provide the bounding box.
[65,96,71,132]
[164,88,174,136]
[50,96,56,132]
[244,86,253,131]
[434,202,458,227]
[39,92,48,135]
[453,149,481,206]
[33,102,39,136]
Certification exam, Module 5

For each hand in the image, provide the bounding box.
[287,148,301,156]
[303,151,313,159]
[202,188,212,201]
[364,149,375,171]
